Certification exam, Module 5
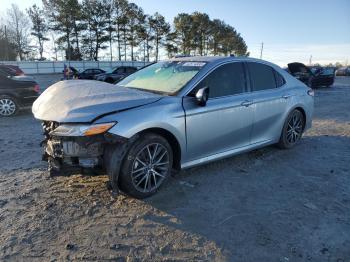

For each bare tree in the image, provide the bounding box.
[6,4,31,60]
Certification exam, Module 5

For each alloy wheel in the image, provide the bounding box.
[131,143,170,193]
[286,111,303,144]
[0,98,16,116]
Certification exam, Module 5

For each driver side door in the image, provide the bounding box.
[182,62,254,162]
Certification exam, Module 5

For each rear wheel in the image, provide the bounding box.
[119,133,173,199]
[278,109,305,149]
[0,95,18,117]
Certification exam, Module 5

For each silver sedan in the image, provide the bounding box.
[32,56,314,198]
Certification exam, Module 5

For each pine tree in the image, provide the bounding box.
[27,4,49,60]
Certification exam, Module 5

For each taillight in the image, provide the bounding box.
[307,89,314,97]
[34,84,40,93]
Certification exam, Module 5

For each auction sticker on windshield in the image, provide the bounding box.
[182,62,206,67]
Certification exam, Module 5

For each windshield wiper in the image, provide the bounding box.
[125,86,168,96]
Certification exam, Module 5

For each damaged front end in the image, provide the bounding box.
[41,121,125,176]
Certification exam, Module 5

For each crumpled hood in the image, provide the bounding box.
[32,80,162,123]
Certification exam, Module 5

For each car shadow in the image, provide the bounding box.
[142,135,350,260]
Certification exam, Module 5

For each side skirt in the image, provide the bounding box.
[181,139,276,169]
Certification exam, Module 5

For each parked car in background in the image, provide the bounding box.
[0,68,40,116]
[335,67,350,76]
[32,56,314,198]
[0,65,24,76]
[0,65,18,76]
[78,68,106,80]
[287,62,334,88]
[95,66,138,83]
[309,66,335,87]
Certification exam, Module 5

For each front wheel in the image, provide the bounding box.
[278,109,305,149]
[0,95,18,117]
[119,133,173,198]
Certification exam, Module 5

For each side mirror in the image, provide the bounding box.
[195,86,209,106]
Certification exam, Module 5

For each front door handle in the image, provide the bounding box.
[241,100,254,107]
[282,94,292,99]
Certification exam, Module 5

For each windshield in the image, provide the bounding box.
[107,67,117,74]
[117,61,206,94]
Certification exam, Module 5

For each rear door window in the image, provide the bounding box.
[247,62,277,91]
[195,62,246,98]
[274,71,285,87]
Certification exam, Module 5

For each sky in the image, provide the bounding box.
[1,0,350,66]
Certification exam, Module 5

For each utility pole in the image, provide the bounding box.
[260,42,264,59]
[309,55,312,65]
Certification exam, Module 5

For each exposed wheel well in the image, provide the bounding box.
[139,128,181,170]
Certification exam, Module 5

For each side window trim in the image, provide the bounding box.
[273,70,286,88]
[243,62,252,93]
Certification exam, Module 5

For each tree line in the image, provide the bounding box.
[0,0,249,61]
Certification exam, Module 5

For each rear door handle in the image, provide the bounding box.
[241,100,254,107]
[282,94,292,99]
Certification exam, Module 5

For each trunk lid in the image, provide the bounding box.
[287,62,313,75]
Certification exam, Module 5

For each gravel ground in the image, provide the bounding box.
[0,77,349,261]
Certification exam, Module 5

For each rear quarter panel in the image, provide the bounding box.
[279,71,314,130]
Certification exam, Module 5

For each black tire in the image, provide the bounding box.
[0,95,19,117]
[278,109,305,149]
[119,133,173,199]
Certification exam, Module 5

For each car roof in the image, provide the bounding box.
[115,66,137,68]
[169,55,275,65]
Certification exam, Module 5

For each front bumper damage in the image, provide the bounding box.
[41,121,126,176]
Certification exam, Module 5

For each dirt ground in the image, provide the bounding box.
[0,77,349,261]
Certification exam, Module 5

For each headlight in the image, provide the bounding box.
[50,122,116,137]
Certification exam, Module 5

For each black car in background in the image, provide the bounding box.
[309,66,336,87]
[0,65,25,76]
[95,66,138,83]
[78,68,106,80]
[287,62,335,88]
[0,69,40,116]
